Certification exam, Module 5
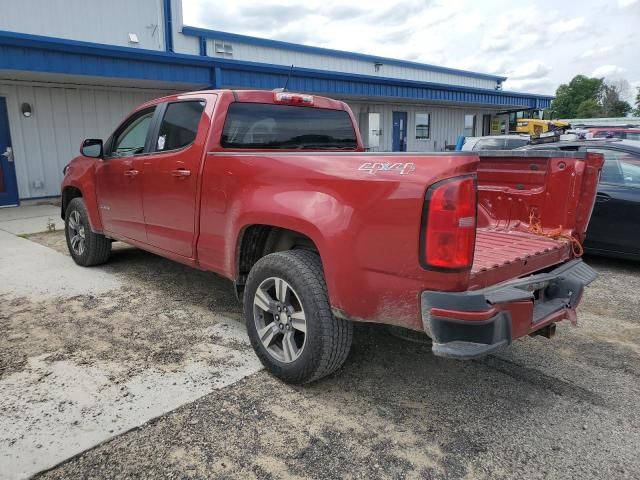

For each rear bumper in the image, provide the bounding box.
[421,259,597,359]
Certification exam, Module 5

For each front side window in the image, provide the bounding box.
[464,114,476,137]
[155,101,206,152]
[221,103,357,149]
[590,148,640,187]
[415,113,431,140]
[111,108,155,157]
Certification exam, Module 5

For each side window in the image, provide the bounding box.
[155,101,205,152]
[590,148,640,187]
[473,138,504,150]
[505,138,529,149]
[624,132,640,141]
[111,108,155,157]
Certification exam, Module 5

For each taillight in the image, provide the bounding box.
[420,176,477,271]
[273,91,314,105]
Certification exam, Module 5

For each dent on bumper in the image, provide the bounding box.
[422,259,597,360]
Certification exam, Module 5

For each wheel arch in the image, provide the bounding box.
[234,224,324,300]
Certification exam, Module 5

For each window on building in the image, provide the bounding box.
[464,114,476,137]
[368,112,381,148]
[415,113,431,139]
[111,108,155,157]
[221,103,357,149]
[155,101,206,152]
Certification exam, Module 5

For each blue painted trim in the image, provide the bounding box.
[199,36,207,56]
[0,30,552,108]
[163,0,173,52]
[216,60,553,102]
[214,67,222,89]
[182,25,508,83]
[217,67,552,109]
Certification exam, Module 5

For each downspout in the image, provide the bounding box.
[163,0,174,52]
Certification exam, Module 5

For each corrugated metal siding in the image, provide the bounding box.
[204,40,499,90]
[0,81,176,198]
[0,0,166,50]
[346,101,497,152]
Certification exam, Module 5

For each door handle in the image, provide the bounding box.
[171,168,191,178]
[1,147,14,163]
[124,169,139,177]
[595,192,611,202]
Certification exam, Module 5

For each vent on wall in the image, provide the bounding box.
[214,41,233,56]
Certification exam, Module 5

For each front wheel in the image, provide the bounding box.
[244,250,353,384]
[65,197,112,266]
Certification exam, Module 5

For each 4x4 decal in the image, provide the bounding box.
[358,162,416,175]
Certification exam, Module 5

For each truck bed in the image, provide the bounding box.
[469,229,571,289]
[469,150,603,290]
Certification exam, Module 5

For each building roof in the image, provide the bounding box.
[181,25,508,83]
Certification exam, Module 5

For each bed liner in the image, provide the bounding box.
[469,229,572,290]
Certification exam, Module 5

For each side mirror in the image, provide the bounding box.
[81,139,103,158]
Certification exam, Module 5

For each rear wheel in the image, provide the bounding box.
[244,250,352,384]
[65,197,111,266]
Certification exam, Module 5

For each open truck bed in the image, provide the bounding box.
[421,149,603,359]
[467,150,601,290]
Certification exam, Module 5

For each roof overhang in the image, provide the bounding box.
[0,30,553,110]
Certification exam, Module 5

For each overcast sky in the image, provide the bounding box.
[182,0,639,100]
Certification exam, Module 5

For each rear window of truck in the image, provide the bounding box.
[221,103,357,149]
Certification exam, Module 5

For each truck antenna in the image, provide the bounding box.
[283,65,294,91]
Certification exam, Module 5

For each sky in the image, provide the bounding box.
[182,0,640,102]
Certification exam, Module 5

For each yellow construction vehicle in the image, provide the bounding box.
[516,119,569,136]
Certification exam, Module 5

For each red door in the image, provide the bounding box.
[141,100,208,257]
[96,107,156,242]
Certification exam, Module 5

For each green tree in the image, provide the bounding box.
[600,81,632,117]
[575,99,601,118]
[634,87,640,117]
[549,75,603,118]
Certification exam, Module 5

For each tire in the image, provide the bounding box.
[64,197,112,266]
[244,249,353,384]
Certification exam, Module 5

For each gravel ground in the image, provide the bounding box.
[5,232,640,479]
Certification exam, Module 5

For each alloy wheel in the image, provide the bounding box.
[67,210,86,256]
[253,277,307,363]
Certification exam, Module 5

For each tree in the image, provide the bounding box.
[549,75,603,118]
[600,80,632,117]
[575,99,601,118]
[634,87,640,117]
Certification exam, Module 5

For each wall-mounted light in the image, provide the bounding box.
[374,62,383,72]
[21,102,32,118]
[128,33,139,44]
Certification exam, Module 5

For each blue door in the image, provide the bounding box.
[392,111,408,152]
[0,98,19,207]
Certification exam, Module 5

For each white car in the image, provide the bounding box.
[461,135,530,151]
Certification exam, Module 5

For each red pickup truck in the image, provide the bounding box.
[61,89,603,384]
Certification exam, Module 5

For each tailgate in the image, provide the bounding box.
[469,150,603,289]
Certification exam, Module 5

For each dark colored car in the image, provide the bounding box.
[588,128,640,141]
[519,140,640,261]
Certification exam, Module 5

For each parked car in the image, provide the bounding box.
[587,128,640,141]
[519,139,640,261]
[61,89,602,384]
[461,134,530,151]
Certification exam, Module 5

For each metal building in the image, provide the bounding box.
[0,0,553,206]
